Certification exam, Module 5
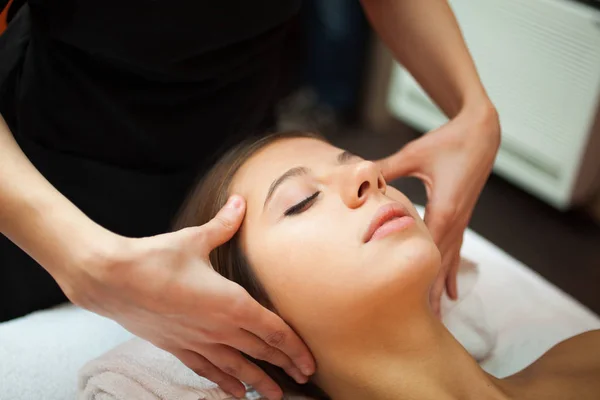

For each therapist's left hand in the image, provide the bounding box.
[375,102,500,316]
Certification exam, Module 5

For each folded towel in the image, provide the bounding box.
[78,258,496,400]
[78,337,317,400]
[79,338,242,400]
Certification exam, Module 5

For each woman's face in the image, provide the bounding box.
[231,137,441,343]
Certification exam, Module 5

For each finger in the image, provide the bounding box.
[374,156,396,181]
[228,330,308,384]
[240,303,315,377]
[429,275,445,318]
[199,195,246,251]
[170,348,247,398]
[423,201,456,247]
[374,145,420,182]
[446,250,462,300]
[430,295,441,318]
[202,344,283,400]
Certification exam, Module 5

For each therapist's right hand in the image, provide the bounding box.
[58,195,314,400]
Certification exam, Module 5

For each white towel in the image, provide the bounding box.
[0,304,133,400]
[441,258,497,362]
[78,338,313,400]
[78,338,238,400]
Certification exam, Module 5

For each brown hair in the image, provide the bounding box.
[173,131,330,400]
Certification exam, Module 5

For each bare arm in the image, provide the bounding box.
[360,0,492,117]
[0,115,115,293]
[362,0,501,315]
[0,114,314,399]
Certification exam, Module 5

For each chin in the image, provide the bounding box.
[387,235,441,284]
[354,234,439,297]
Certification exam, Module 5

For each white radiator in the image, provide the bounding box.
[387,0,600,209]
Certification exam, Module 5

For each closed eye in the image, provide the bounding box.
[284,192,320,216]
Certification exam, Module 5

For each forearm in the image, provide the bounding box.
[0,115,115,283]
[361,0,493,118]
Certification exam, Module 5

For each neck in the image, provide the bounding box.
[311,302,509,400]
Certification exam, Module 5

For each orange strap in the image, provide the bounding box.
[0,0,15,34]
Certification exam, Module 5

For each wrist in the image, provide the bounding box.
[55,222,129,307]
[68,224,124,273]
[28,198,124,290]
[460,97,500,137]
[464,92,498,118]
[452,98,502,168]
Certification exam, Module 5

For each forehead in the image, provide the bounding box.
[231,137,338,201]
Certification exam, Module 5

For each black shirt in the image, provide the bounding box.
[1,1,300,236]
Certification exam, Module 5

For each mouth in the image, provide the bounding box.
[363,203,415,243]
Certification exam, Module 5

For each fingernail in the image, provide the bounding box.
[233,387,246,398]
[226,195,243,210]
[290,368,309,384]
[300,364,314,376]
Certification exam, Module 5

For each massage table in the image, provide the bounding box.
[1,207,599,399]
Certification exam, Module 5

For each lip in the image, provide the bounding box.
[363,203,414,243]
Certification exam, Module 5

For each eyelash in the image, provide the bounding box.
[284,191,321,216]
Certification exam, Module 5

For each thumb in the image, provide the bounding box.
[198,195,246,251]
[375,144,420,182]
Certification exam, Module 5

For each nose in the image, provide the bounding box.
[341,160,386,208]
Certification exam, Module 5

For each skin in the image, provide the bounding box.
[0,115,312,400]
[0,1,498,397]
[230,137,600,400]
[233,137,441,343]
[362,0,502,315]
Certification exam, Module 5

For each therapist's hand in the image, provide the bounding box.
[57,195,314,400]
[376,104,500,316]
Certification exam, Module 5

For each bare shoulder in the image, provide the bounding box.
[536,330,600,372]
[503,330,600,400]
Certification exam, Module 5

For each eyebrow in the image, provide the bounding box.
[337,150,357,164]
[263,150,359,209]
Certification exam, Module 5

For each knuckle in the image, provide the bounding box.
[265,330,286,348]
[192,227,209,244]
[257,344,278,362]
[228,288,252,318]
[214,214,235,232]
[192,365,210,378]
[204,330,225,343]
[189,228,213,251]
[221,363,241,378]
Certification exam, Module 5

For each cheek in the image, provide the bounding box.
[244,220,361,333]
[246,223,346,300]
[245,231,440,340]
